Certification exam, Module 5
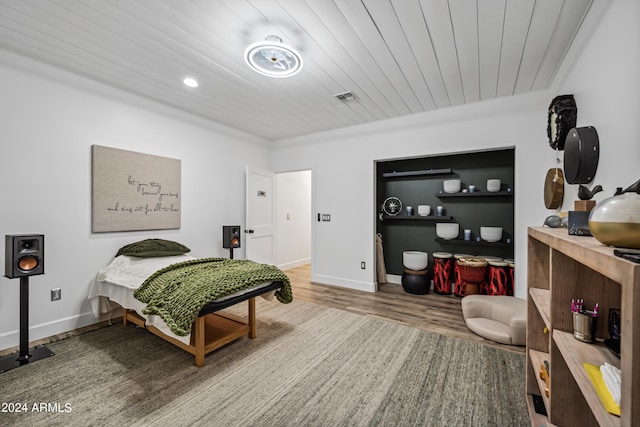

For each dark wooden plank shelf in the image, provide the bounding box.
[436,190,513,198]
[435,238,512,247]
[381,168,453,178]
[381,215,452,221]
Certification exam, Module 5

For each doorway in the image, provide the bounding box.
[274,170,312,270]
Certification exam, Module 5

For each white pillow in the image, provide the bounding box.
[95,254,194,289]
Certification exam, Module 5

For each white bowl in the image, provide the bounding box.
[403,251,429,270]
[487,179,501,192]
[436,223,459,240]
[417,205,430,216]
[480,226,503,242]
[443,179,461,193]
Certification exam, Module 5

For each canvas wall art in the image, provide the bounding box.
[92,145,181,232]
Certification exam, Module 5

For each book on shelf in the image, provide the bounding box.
[583,362,621,416]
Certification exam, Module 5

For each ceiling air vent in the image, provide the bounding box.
[333,91,358,102]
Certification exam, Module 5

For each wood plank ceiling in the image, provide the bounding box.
[0,0,594,141]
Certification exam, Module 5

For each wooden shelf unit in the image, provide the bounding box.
[526,227,639,427]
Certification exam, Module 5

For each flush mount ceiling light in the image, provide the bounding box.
[244,36,303,78]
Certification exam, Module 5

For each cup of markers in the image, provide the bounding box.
[572,299,599,343]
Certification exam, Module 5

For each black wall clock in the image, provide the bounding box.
[547,95,577,150]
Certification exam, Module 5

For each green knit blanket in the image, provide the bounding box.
[133,258,293,336]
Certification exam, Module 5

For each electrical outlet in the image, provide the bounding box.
[361,262,366,269]
[322,214,331,221]
[51,288,61,301]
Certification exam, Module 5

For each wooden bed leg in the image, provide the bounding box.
[194,316,205,367]
[248,297,256,339]
[122,309,128,326]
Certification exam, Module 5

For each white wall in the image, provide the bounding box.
[271,92,551,295]
[552,0,640,206]
[275,170,311,270]
[270,0,639,298]
[0,51,270,350]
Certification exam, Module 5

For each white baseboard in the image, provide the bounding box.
[0,311,100,352]
[312,274,377,293]
[386,274,402,285]
[278,257,311,271]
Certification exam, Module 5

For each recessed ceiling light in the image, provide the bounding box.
[183,77,199,88]
[245,36,303,78]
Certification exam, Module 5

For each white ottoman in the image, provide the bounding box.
[461,295,527,346]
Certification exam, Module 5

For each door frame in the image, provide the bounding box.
[246,165,315,272]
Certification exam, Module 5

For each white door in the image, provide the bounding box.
[245,166,275,264]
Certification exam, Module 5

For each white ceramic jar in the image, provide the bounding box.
[417,205,430,216]
[486,179,501,192]
[443,179,461,193]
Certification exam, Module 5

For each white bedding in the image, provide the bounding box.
[88,254,275,345]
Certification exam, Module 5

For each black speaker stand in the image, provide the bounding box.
[0,277,54,373]
[228,248,234,260]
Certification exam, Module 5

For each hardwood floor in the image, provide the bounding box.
[0,264,523,357]
[286,264,524,354]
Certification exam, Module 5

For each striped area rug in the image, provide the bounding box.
[0,300,528,426]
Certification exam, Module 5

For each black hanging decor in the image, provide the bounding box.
[547,94,577,150]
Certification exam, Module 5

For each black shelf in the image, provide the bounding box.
[376,148,514,274]
[381,215,453,221]
[382,168,452,178]
[436,190,513,198]
[435,238,512,247]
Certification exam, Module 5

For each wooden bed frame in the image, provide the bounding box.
[122,281,283,367]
